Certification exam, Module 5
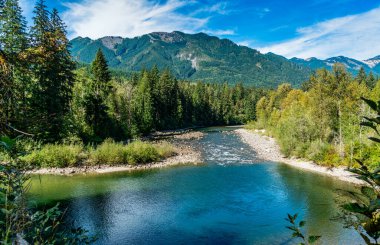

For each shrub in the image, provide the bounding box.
[22,144,84,168]
[154,141,176,159]
[88,139,127,165]
[125,141,160,165]
[305,140,330,163]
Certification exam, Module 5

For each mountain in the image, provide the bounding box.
[291,56,380,75]
[363,55,380,74]
[69,31,312,87]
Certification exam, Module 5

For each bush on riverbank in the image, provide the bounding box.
[22,144,84,168]
[20,140,176,168]
[88,140,128,165]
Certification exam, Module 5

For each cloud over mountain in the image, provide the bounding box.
[259,6,380,60]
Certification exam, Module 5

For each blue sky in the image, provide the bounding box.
[19,0,380,59]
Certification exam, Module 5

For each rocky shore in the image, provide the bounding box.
[236,128,365,185]
[30,131,204,176]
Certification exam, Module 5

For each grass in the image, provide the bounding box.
[20,139,176,168]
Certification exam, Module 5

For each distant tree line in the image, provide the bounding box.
[72,58,264,142]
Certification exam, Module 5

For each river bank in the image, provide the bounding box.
[29,131,204,176]
[236,128,365,185]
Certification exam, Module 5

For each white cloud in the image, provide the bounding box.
[258,7,380,60]
[62,0,213,39]
[202,29,236,36]
[237,40,252,47]
[192,2,231,15]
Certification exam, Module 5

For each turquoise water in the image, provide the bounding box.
[30,128,361,244]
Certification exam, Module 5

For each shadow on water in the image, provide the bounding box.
[29,128,362,244]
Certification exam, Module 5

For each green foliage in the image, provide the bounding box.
[25,203,96,244]
[88,140,174,165]
[125,141,161,165]
[255,65,377,167]
[21,143,84,168]
[19,139,175,168]
[335,97,380,245]
[27,2,75,142]
[0,136,95,244]
[88,139,127,165]
[154,141,176,159]
[285,213,321,245]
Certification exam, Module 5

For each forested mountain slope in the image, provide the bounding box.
[70,31,311,87]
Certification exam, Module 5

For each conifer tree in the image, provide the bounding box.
[356,67,367,85]
[30,0,50,46]
[367,71,377,89]
[92,48,111,93]
[0,0,29,133]
[29,2,74,141]
[83,49,112,139]
[0,0,28,54]
[133,72,154,135]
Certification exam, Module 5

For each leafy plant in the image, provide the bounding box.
[0,136,96,244]
[22,143,84,168]
[338,97,380,245]
[285,213,321,245]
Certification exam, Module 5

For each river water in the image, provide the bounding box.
[29,127,361,244]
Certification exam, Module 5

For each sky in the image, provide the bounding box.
[18,0,380,60]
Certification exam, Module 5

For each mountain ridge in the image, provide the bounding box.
[290,55,380,75]
[69,31,311,87]
[69,31,380,88]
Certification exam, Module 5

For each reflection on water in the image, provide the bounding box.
[29,128,361,244]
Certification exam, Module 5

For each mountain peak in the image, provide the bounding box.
[148,31,185,44]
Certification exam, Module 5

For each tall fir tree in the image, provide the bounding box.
[0,0,28,54]
[0,0,29,134]
[30,0,50,46]
[92,48,111,92]
[29,2,74,141]
[367,71,377,89]
[356,67,367,85]
[83,49,112,140]
[133,72,154,135]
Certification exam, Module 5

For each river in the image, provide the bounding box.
[29,127,361,244]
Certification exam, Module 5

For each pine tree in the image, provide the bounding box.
[356,67,367,85]
[367,71,377,89]
[92,48,111,93]
[30,0,50,46]
[83,49,112,139]
[50,8,75,103]
[29,3,74,141]
[133,72,154,135]
[0,0,29,134]
[0,0,28,54]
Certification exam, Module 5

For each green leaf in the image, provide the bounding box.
[361,186,377,200]
[369,137,380,144]
[362,97,378,112]
[341,203,368,214]
[299,221,306,227]
[308,236,321,244]
[361,121,380,135]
